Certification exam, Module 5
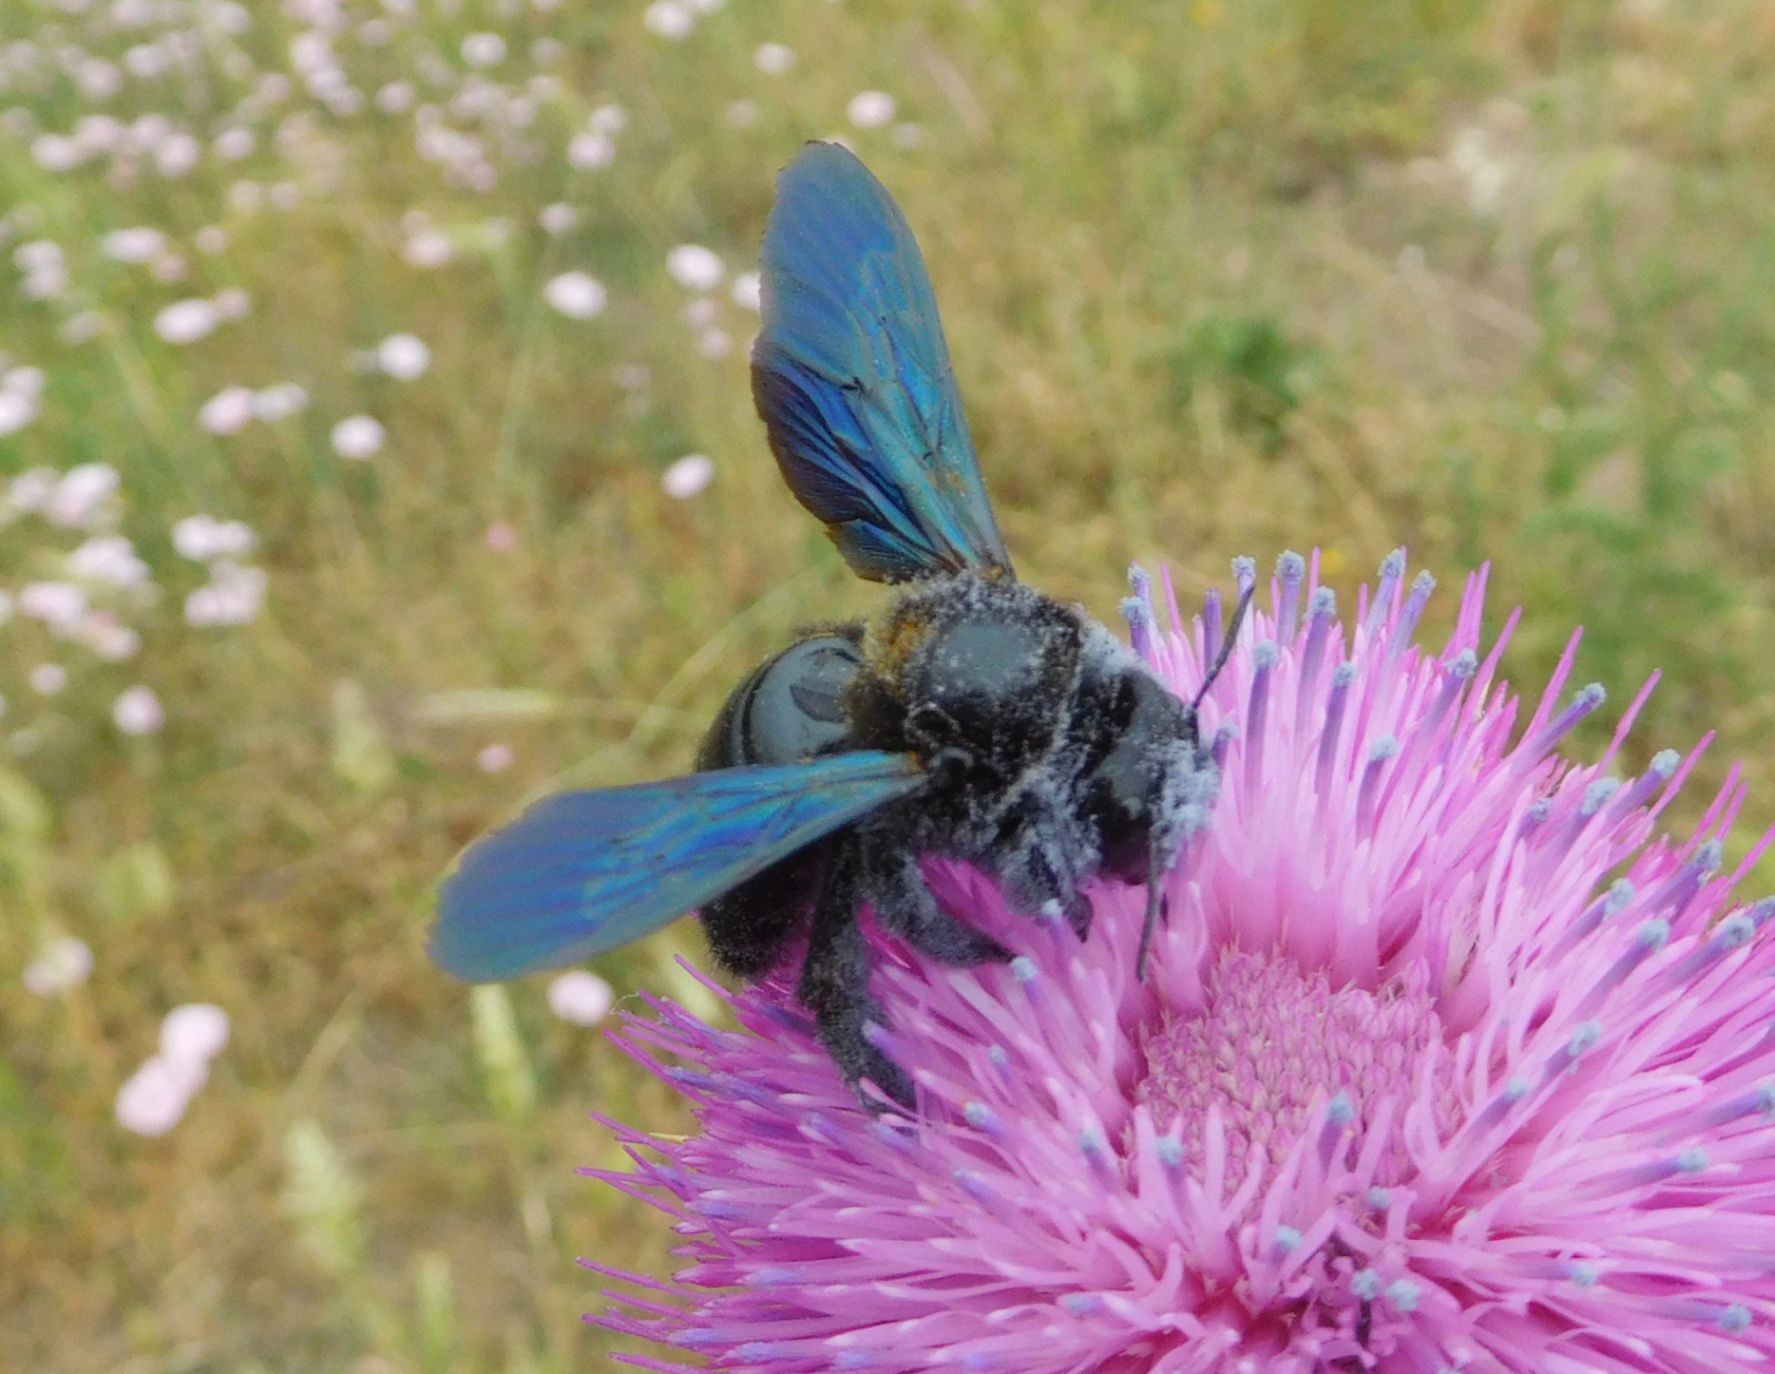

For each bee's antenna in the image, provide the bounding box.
[1192,582,1254,712]
[1141,578,1250,981]
[1136,843,1168,982]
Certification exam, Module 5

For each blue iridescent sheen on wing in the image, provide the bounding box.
[430,751,923,981]
[752,141,1014,583]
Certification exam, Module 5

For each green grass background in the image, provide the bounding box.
[4,0,1774,1368]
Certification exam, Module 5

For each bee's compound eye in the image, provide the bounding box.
[740,634,863,764]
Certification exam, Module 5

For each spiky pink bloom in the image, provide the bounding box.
[590,552,1775,1374]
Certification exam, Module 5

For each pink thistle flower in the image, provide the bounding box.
[591,551,1775,1373]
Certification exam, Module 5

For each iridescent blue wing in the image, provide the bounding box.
[752,141,1015,584]
[430,751,922,981]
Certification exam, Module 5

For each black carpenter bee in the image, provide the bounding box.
[432,143,1243,1107]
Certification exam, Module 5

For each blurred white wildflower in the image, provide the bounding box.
[172,514,259,566]
[755,42,795,74]
[184,561,267,627]
[847,90,897,128]
[29,664,68,696]
[403,226,453,268]
[643,0,693,39]
[331,415,385,460]
[214,126,255,160]
[252,383,309,422]
[47,463,120,528]
[154,131,201,178]
[0,367,42,437]
[76,58,122,100]
[153,296,221,344]
[538,203,580,235]
[210,1,250,34]
[375,332,431,380]
[113,684,164,735]
[730,269,762,311]
[661,452,714,499]
[477,741,514,772]
[5,365,46,400]
[115,1054,207,1137]
[60,311,106,345]
[67,534,150,588]
[23,936,94,997]
[547,970,614,1026]
[14,243,63,277]
[199,385,256,434]
[589,103,628,136]
[214,288,251,321]
[666,243,723,291]
[160,1003,230,1062]
[32,133,85,174]
[1448,126,1512,216]
[18,582,88,632]
[375,81,415,115]
[15,240,68,299]
[460,32,507,67]
[101,225,167,262]
[124,42,169,81]
[544,270,606,319]
[84,616,142,662]
[567,130,615,170]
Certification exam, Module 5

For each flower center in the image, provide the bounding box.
[1134,950,1447,1187]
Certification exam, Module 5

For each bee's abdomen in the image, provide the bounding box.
[697,629,865,770]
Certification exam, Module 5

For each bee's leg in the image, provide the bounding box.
[988,796,1095,939]
[797,841,914,1110]
[998,822,1095,940]
[1029,851,1095,942]
[861,847,1011,967]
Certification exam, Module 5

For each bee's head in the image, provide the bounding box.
[1081,671,1205,882]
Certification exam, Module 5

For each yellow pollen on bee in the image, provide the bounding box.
[864,606,935,686]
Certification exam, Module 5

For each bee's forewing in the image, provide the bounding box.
[752,141,1015,584]
[430,751,923,980]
